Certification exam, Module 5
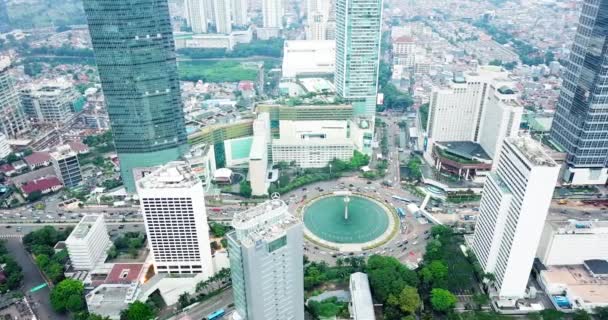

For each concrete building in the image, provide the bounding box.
[537,220,608,266]
[51,145,82,188]
[0,57,28,138]
[248,113,270,196]
[306,0,330,40]
[471,136,559,301]
[65,214,112,271]
[231,0,248,26]
[262,0,282,28]
[20,79,78,123]
[426,66,522,160]
[334,0,383,118]
[393,36,415,67]
[136,161,214,278]
[271,120,354,168]
[349,272,375,320]
[185,0,208,33]
[0,133,11,159]
[227,198,304,320]
[213,0,232,34]
[174,28,252,50]
[282,40,335,78]
[550,0,608,185]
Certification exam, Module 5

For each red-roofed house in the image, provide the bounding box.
[105,263,145,284]
[67,141,90,154]
[21,176,62,196]
[24,152,52,170]
[0,164,16,176]
[238,80,254,91]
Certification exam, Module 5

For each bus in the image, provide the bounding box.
[206,309,225,320]
[392,195,411,203]
[396,208,406,217]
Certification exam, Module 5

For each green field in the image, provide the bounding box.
[178,60,258,83]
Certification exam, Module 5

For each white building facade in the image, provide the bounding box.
[186,0,208,33]
[262,0,282,28]
[537,220,608,266]
[282,40,335,78]
[231,0,248,26]
[213,0,232,34]
[227,199,304,320]
[471,137,559,300]
[0,133,11,159]
[137,162,214,278]
[65,214,112,271]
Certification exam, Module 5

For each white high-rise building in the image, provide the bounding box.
[471,136,559,300]
[262,0,283,28]
[137,161,214,278]
[186,0,208,33]
[213,0,232,34]
[306,0,331,40]
[426,66,522,160]
[231,0,248,26]
[65,214,112,271]
[227,198,304,320]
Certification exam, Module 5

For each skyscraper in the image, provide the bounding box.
[213,0,232,34]
[186,0,208,33]
[0,57,29,138]
[306,0,330,40]
[549,0,608,185]
[334,0,383,118]
[471,136,559,300]
[262,0,283,28]
[82,0,188,192]
[136,161,214,278]
[227,198,304,320]
[231,0,248,26]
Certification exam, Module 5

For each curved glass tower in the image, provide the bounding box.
[83,0,188,191]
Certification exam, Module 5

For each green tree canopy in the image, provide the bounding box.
[120,301,156,320]
[430,288,457,312]
[387,285,420,315]
[50,279,85,313]
[366,255,419,303]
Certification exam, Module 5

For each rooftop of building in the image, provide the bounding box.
[231,199,298,245]
[508,136,557,167]
[105,263,144,284]
[434,141,493,163]
[20,176,62,195]
[547,220,608,235]
[284,39,335,50]
[137,161,199,190]
[23,152,51,166]
[542,265,608,304]
[249,135,266,160]
[66,214,102,241]
[86,283,138,319]
[584,260,608,276]
[350,272,375,320]
[50,144,78,159]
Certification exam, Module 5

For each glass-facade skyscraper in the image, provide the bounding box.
[82,0,188,192]
[334,0,383,118]
[550,0,608,185]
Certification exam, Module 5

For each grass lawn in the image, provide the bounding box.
[178,60,258,83]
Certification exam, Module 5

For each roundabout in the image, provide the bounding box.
[299,191,398,252]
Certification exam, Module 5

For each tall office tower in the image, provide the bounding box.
[186,0,208,33]
[204,0,215,25]
[426,66,522,160]
[306,0,330,40]
[471,137,559,300]
[213,0,232,34]
[231,0,248,26]
[550,0,608,185]
[227,199,304,320]
[51,145,83,188]
[334,0,383,118]
[136,161,214,278]
[65,214,112,271]
[0,57,28,138]
[262,0,283,28]
[82,0,188,192]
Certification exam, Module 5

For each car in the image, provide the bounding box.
[404,240,409,244]
[424,230,430,234]
[413,241,418,245]
[367,181,372,185]
[5,225,10,228]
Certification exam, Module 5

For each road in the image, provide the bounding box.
[4,238,68,320]
[169,288,233,320]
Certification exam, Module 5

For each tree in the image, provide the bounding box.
[50,279,85,313]
[420,260,448,288]
[539,309,565,320]
[572,310,591,320]
[366,255,419,303]
[472,293,490,310]
[178,292,192,309]
[387,285,420,315]
[595,306,608,320]
[239,181,252,198]
[27,191,43,202]
[430,288,457,312]
[120,301,156,320]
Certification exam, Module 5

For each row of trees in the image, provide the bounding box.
[177,38,284,59]
[24,226,72,283]
[0,240,23,293]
